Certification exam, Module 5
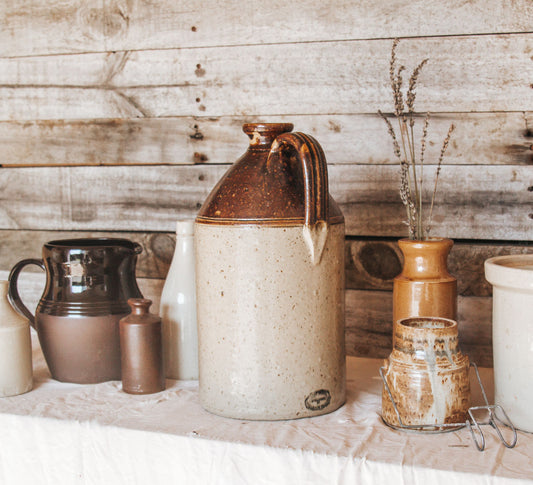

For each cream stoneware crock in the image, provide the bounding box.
[195,123,346,420]
[485,254,533,433]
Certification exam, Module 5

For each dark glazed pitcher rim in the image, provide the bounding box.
[45,238,142,253]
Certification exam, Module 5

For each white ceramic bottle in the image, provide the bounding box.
[160,220,198,380]
[0,280,32,396]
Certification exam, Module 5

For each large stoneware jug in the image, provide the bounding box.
[195,123,346,420]
[9,238,143,384]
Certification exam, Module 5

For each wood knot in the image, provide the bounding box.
[78,2,129,39]
[358,243,401,281]
[189,124,204,140]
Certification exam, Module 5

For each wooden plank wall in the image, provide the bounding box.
[1,0,532,367]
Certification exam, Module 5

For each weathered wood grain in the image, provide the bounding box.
[0,164,225,231]
[2,0,532,57]
[1,113,532,167]
[335,165,533,240]
[0,0,530,370]
[4,230,531,297]
[1,35,532,120]
[0,87,143,121]
[0,269,493,367]
[1,164,531,240]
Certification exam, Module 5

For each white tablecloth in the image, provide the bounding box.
[0,334,531,484]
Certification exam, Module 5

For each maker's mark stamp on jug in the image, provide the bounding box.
[305,389,331,411]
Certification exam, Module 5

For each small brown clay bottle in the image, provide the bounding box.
[120,298,165,394]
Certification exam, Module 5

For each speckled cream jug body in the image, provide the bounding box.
[195,123,346,420]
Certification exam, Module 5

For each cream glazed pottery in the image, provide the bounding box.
[195,123,346,420]
[381,316,470,430]
[0,280,32,397]
[485,254,533,433]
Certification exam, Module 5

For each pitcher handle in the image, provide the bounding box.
[8,259,45,328]
[268,132,329,226]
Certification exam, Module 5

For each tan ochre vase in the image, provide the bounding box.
[393,238,457,339]
[195,123,346,420]
[381,316,470,430]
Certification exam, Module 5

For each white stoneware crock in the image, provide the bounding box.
[485,254,533,433]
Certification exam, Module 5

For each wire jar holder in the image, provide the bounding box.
[380,362,518,451]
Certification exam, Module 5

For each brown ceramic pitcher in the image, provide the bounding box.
[8,238,143,384]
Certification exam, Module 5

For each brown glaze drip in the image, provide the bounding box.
[197,123,343,225]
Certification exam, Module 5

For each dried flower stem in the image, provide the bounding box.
[419,112,430,236]
[427,123,455,236]
[379,39,454,240]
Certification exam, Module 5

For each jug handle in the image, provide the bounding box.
[268,132,329,226]
[8,258,45,328]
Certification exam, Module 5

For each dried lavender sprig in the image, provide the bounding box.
[419,113,430,167]
[387,38,417,237]
[381,38,455,239]
[390,41,420,235]
[399,160,411,206]
[407,59,429,120]
[400,160,416,236]
[389,42,416,236]
[406,59,428,236]
[389,38,400,95]
[426,123,455,237]
[395,112,416,226]
[408,199,417,239]
[389,39,406,118]
[379,110,416,229]
[397,114,421,237]
[394,65,406,117]
[378,110,402,161]
[418,112,430,238]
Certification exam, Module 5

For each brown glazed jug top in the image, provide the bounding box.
[196,123,343,225]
